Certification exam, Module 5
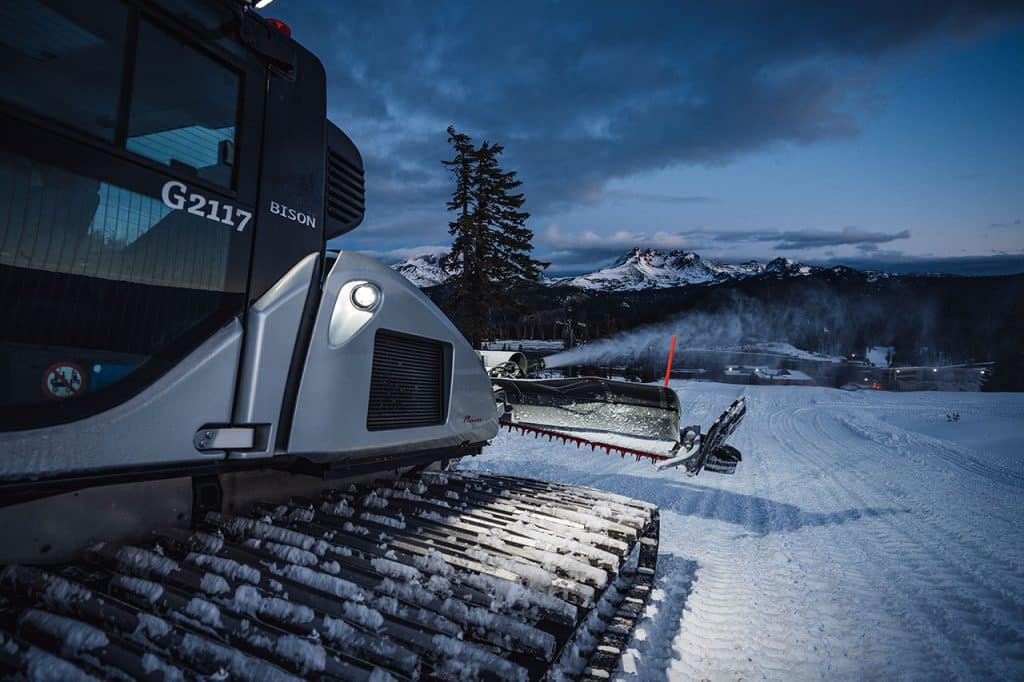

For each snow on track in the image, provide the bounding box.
[461,381,1024,680]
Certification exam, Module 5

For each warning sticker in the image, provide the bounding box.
[42,362,86,400]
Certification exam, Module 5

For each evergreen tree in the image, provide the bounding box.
[441,125,486,343]
[442,126,547,347]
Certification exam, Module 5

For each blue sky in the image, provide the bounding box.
[273,1,1024,274]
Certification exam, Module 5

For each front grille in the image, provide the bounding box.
[367,330,447,431]
[326,147,364,228]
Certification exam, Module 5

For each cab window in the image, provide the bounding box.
[0,1,128,141]
[127,20,240,188]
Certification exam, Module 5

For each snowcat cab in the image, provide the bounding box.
[0,0,497,497]
[0,2,743,678]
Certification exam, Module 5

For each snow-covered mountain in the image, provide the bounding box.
[390,249,454,287]
[389,246,821,290]
[546,248,816,291]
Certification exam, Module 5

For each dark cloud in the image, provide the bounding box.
[603,191,715,205]
[819,252,1024,276]
[275,0,1023,247]
[771,227,911,250]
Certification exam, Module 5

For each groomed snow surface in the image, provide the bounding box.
[461,381,1024,680]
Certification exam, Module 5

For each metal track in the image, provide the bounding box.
[0,471,658,681]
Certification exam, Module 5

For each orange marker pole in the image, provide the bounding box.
[664,335,677,387]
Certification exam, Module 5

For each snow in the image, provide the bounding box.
[23,646,101,682]
[342,602,385,631]
[390,247,831,291]
[545,249,770,291]
[461,381,1024,679]
[273,635,326,675]
[179,632,302,682]
[370,557,422,583]
[232,584,315,626]
[39,575,89,605]
[186,553,261,585]
[320,499,354,518]
[260,541,319,567]
[20,610,108,657]
[133,613,171,641]
[114,546,179,577]
[390,248,454,287]
[360,511,406,529]
[282,565,365,603]
[114,575,164,603]
[190,531,225,555]
[431,633,529,682]
[199,572,230,596]
[185,597,224,628]
[140,652,184,682]
[206,513,331,556]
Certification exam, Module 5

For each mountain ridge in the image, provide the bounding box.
[390,246,846,290]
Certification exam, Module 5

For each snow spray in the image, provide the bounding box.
[540,288,925,370]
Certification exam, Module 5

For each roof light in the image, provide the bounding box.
[266,18,291,37]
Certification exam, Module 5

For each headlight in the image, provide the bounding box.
[351,282,381,311]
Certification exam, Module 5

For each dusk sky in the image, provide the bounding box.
[273,1,1024,275]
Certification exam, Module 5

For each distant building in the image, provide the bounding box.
[852,363,994,391]
[721,366,815,386]
[890,364,993,392]
[722,366,757,384]
[758,368,815,386]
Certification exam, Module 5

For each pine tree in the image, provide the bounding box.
[442,126,547,347]
[442,125,487,345]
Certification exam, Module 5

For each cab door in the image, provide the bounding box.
[0,0,266,478]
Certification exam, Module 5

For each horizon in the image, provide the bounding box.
[274,1,1024,277]
[370,244,1024,278]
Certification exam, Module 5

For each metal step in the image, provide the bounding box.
[0,471,659,681]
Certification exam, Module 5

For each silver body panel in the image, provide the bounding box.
[0,321,243,480]
[289,251,498,459]
[229,252,318,459]
[1,252,497,482]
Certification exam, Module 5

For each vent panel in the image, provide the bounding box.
[367,331,447,431]
[325,122,365,239]
[326,149,364,225]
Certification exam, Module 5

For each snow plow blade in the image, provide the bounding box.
[656,396,747,475]
[0,471,659,681]
[494,377,682,443]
